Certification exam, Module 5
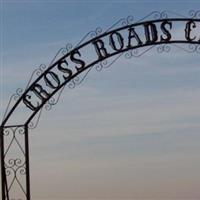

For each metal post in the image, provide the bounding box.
[1,125,30,200]
[0,126,5,200]
[25,124,31,200]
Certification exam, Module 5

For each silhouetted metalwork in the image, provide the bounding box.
[1,125,30,200]
[1,10,200,200]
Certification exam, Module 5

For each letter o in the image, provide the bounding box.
[44,71,61,89]
[109,31,124,51]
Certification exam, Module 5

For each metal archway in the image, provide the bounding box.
[1,11,200,200]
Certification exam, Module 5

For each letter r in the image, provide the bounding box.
[92,39,109,60]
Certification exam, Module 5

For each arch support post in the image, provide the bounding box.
[1,124,31,200]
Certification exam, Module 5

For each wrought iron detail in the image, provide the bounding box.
[3,89,24,123]
[173,43,200,53]
[106,15,134,32]
[189,10,200,18]
[1,11,200,200]
[1,125,30,200]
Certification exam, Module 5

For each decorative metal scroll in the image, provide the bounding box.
[1,10,200,200]
[1,125,30,200]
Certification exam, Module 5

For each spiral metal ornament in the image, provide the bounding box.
[68,76,82,89]
[75,27,103,47]
[44,101,53,111]
[28,109,43,129]
[61,43,73,55]
[95,60,108,72]
[3,88,24,123]
[189,10,200,18]
[173,43,200,53]
[106,15,134,32]
[2,126,29,199]
[124,50,133,59]
[188,44,200,53]
[89,27,103,39]
[136,11,167,23]
[26,64,47,89]
[157,44,171,53]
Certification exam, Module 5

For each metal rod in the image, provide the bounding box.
[25,124,31,200]
[0,126,5,200]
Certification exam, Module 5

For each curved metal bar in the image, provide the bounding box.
[23,41,200,126]
[1,18,200,128]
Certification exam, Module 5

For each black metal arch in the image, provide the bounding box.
[1,10,200,200]
[2,18,200,128]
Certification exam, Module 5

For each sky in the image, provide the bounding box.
[1,0,200,199]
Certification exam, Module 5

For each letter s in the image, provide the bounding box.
[70,50,86,72]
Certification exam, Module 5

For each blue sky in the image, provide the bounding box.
[1,0,200,199]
